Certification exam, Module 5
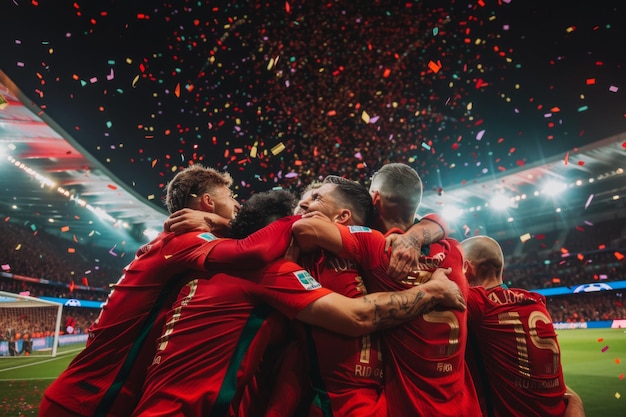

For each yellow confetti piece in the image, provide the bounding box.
[615,392,621,399]
[250,146,258,158]
[271,142,286,155]
[132,74,140,87]
[519,233,531,243]
[148,194,155,200]
[164,254,173,260]
[15,244,22,251]
[361,111,370,123]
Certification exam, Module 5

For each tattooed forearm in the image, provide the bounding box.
[363,289,438,330]
[422,229,432,246]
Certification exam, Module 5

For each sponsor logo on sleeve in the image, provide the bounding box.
[197,232,218,242]
[348,225,372,233]
[293,270,322,290]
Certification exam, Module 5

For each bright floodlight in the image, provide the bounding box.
[441,205,464,222]
[490,194,511,211]
[541,180,567,196]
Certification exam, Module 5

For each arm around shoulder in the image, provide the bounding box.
[295,268,465,337]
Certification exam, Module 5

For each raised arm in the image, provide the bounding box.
[385,214,448,279]
[205,217,300,269]
[165,208,231,236]
[291,216,343,254]
[295,268,465,337]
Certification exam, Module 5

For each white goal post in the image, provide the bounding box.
[0,291,63,357]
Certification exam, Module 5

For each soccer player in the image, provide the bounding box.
[295,164,481,416]
[129,189,465,417]
[268,176,387,417]
[462,235,586,417]
[38,165,300,417]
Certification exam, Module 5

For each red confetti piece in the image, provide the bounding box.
[602,345,609,353]
[428,60,442,73]
[615,252,625,261]
[107,184,118,190]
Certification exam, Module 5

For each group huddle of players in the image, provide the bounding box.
[38,163,585,417]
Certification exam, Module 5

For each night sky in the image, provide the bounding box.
[1,0,625,209]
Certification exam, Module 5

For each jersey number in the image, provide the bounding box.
[498,311,560,377]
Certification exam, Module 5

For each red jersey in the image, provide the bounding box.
[299,249,385,417]
[466,286,567,417]
[41,216,300,417]
[130,260,332,417]
[338,225,481,417]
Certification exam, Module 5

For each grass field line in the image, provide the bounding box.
[0,347,84,376]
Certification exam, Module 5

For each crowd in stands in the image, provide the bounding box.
[0,220,132,289]
[0,307,97,356]
[547,292,625,323]
[502,217,626,290]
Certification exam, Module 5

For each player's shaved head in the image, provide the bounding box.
[461,236,504,281]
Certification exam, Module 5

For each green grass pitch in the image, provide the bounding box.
[0,328,624,416]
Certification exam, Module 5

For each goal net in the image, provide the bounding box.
[0,291,63,357]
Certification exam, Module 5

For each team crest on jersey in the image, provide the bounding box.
[348,225,372,233]
[197,232,218,242]
[293,270,322,290]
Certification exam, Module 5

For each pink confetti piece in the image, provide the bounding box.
[584,194,594,209]
[107,69,115,81]
[1,264,10,271]
[476,130,486,140]
[609,85,619,93]
[602,345,609,353]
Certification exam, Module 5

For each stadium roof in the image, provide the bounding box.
[0,70,168,252]
[1,69,625,250]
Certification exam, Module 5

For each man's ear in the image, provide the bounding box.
[199,193,216,213]
[334,209,352,225]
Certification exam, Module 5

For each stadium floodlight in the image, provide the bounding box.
[441,205,464,222]
[489,194,512,211]
[541,180,567,196]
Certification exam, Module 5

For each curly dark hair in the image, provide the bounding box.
[229,189,297,238]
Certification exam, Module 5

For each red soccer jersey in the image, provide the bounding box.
[338,225,481,417]
[299,249,386,417]
[130,260,332,417]
[466,286,567,417]
[41,216,300,417]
